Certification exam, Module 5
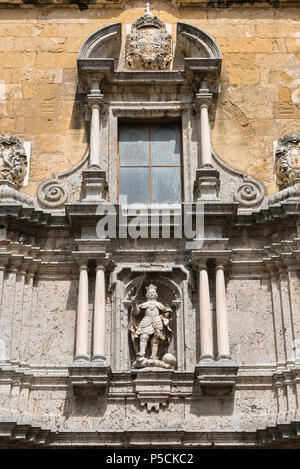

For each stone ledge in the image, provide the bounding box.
[195,360,239,396]
[68,361,111,397]
[1,422,300,448]
[0,0,296,7]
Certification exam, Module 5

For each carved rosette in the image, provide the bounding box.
[275,133,300,187]
[125,11,172,70]
[0,134,28,189]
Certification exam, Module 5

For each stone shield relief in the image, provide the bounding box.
[126,11,172,70]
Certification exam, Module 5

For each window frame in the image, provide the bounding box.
[117,121,184,205]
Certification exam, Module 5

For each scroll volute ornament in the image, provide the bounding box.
[275,133,300,187]
[0,134,27,189]
[126,5,172,70]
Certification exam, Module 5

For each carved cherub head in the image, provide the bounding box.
[145,284,158,300]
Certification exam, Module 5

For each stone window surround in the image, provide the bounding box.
[107,103,195,204]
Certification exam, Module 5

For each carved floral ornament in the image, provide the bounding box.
[125,5,172,70]
[275,133,300,187]
[0,134,28,189]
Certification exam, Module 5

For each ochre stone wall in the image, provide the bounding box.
[0,1,299,197]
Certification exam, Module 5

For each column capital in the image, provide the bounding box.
[195,90,213,111]
[87,93,104,109]
[215,258,230,270]
[190,255,208,270]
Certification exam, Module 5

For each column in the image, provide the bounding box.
[88,80,103,168]
[199,263,214,360]
[215,264,230,360]
[89,102,101,168]
[75,263,89,361]
[200,103,212,167]
[92,264,107,364]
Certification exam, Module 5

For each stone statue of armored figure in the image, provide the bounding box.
[130,284,177,369]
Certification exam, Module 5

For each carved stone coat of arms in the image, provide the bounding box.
[125,9,172,70]
[275,133,300,187]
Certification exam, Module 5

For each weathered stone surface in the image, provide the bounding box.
[0,1,299,450]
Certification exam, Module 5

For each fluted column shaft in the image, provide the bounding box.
[75,264,89,361]
[215,265,230,360]
[199,264,214,360]
[200,103,212,166]
[89,103,100,168]
[93,264,107,363]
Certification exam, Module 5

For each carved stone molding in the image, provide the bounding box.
[37,148,89,209]
[211,149,266,210]
[125,7,172,70]
[0,134,28,189]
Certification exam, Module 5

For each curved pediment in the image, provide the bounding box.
[176,22,222,60]
[78,23,121,60]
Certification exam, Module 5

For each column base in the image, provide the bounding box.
[91,355,108,367]
[217,354,232,362]
[81,168,107,202]
[194,167,220,201]
[198,355,215,364]
[73,354,90,364]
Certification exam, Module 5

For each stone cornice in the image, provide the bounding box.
[0,0,297,8]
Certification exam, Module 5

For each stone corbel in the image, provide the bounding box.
[133,369,174,412]
[68,362,111,397]
[195,361,238,397]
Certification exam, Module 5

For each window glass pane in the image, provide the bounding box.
[119,167,150,204]
[151,125,181,166]
[119,125,149,166]
[151,167,181,204]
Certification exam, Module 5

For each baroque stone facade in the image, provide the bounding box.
[0,0,300,449]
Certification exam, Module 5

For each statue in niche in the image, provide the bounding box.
[130,283,177,369]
